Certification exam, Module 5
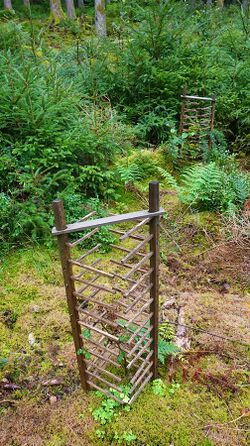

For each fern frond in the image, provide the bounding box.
[117,164,143,184]
[157,167,179,190]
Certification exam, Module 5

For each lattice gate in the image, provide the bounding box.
[179,93,215,149]
[52,181,164,404]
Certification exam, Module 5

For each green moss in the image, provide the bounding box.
[91,381,249,446]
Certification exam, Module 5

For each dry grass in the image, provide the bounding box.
[0,390,96,446]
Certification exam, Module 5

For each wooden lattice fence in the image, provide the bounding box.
[179,93,215,149]
[52,181,165,404]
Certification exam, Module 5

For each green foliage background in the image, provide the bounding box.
[0,1,249,254]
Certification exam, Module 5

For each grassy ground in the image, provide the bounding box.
[0,187,249,446]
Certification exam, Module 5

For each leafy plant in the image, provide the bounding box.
[179,163,250,213]
[152,378,166,396]
[117,164,142,185]
[152,379,180,396]
[77,348,91,360]
[0,357,8,369]
[159,321,175,342]
[158,163,250,214]
[157,167,179,190]
[92,386,131,425]
[158,338,180,365]
[96,428,137,444]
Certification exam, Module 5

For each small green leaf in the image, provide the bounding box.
[0,357,8,369]
[77,348,84,356]
[82,329,91,340]
[117,350,126,364]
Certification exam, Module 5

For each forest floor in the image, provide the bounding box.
[0,189,249,446]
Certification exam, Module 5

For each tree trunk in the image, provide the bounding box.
[23,0,30,7]
[65,0,76,18]
[50,0,64,21]
[78,0,84,8]
[242,0,249,10]
[95,0,107,37]
[206,0,213,5]
[4,0,13,9]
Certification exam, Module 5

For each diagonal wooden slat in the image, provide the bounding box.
[80,308,120,330]
[125,283,153,314]
[120,218,150,241]
[128,373,153,405]
[121,234,153,263]
[77,211,97,222]
[110,259,147,274]
[126,299,153,327]
[128,313,153,344]
[70,259,114,278]
[86,349,121,368]
[125,269,153,297]
[67,227,99,248]
[129,361,153,394]
[130,351,153,385]
[124,252,153,279]
[78,321,119,342]
[72,276,116,294]
[86,361,122,383]
[110,229,144,241]
[76,244,101,263]
[86,370,122,393]
[127,338,153,369]
[87,381,124,404]
[127,325,153,358]
[110,244,145,257]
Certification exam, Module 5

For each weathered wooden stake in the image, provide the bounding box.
[53,199,89,391]
[149,181,160,379]
[208,95,216,150]
[179,87,187,134]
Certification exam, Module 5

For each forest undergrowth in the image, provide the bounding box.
[0,1,250,445]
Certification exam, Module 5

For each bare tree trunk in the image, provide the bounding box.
[50,0,64,21]
[78,0,84,8]
[95,0,107,37]
[217,0,224,7]
[242,0,249,10]
[65,0,76,18]
[4,0,13,9]
[23,0,30,7]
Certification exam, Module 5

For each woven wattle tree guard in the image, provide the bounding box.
[52,181,165,404]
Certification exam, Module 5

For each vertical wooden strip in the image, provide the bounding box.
[179,87,187,134]
[53,199,89,391]
[148,181,160,379]
[208,95,216,150]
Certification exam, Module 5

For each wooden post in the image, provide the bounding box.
[148,181,160,379]
[53,199,89,391]
[179,87,187,135]
[208,95,215,150]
